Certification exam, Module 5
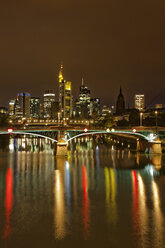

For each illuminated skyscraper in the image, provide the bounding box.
[58,65,72,119]
[64,81,72,118]
[90,98,100,116]
[30,97,40,118]
[134,94,145,111]
[43,90,55,118]
[79,78,91,103]
[59,64,64,111]
[75,78,91,118]
[9,100,15,118]
[15,92,30,119]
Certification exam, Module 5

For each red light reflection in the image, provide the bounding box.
[3,168,13,239]
[82,165,90,239]
[132,170,139,233]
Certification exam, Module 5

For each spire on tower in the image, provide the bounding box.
[120,86,122,94]
[59,64,63,82]
[82,77,84,86]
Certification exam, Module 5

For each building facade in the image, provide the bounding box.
[30,97,40,118]
[9,100,15,118]
[75,78,91,118]
[134,94,145,111]
[43,90,55,119]
[14,92,30,119]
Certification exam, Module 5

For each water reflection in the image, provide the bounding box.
[152,180,164,247]
[104,168,117,224]
[132,170,139,234]
[0,137,164,247]
[8,137,54,153]
[137,174,148,248]
[54,169,66,240]
[3,168,13,239]
[82,165,90,239]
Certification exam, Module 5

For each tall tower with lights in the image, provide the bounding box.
[58,65,72,119]
[59,64,64,110]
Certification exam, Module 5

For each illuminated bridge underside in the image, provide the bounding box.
[0,131,58,143]
[0,130,155,144]
[0,130,161,154]
[66,131,151,143]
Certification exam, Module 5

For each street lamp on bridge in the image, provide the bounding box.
[155,110,158,135]
[140,112,143,126]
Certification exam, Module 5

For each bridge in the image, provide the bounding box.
[0,126,162,155]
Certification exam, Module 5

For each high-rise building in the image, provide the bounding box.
[76,78,91,118]
[134,94,145,111]
[79,78,91,104]
[89,98,100,116]
[30,97,40,118]
[43,90,55,119]
[59,64,64,112]
[15,92,30,119]
[64,81,72,118]
[9,100,15,118]
[58,65,72,119]
[116,87,125,114]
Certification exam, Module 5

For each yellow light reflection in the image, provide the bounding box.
[137,174,148,246]
[152,180,164,247]
[104,168,117,224]
[54,170,66,240]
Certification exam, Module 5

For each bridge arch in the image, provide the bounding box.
[0,131,58,143]
[66,130,151,143]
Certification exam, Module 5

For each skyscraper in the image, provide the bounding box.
[9,99,15,118]
[64,81,72,118]
[15,92,30,119]
[89,98,100,116]
[30,97,40,118]
[58,65,72,119]
[134,94,145,111]
[76,78,91,118]
[43,90,55,119]
[116,87,125,114]
[59,64,64,112]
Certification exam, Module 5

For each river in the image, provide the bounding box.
[0,137,165,248]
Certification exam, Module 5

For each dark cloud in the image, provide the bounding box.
[0,0,165,107]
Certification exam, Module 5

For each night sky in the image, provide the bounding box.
[1,0,165,108]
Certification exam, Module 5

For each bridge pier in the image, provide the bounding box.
[136,139,162,154]
[149,139,162,154]
[56,131,68,157]
[136,139,147,153]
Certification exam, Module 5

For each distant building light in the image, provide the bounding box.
[43,94,55,97]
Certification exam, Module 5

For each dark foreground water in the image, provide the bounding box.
[0,138,165,248]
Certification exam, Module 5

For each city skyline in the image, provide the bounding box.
[1,0,165,107]
[1,1,165,247]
